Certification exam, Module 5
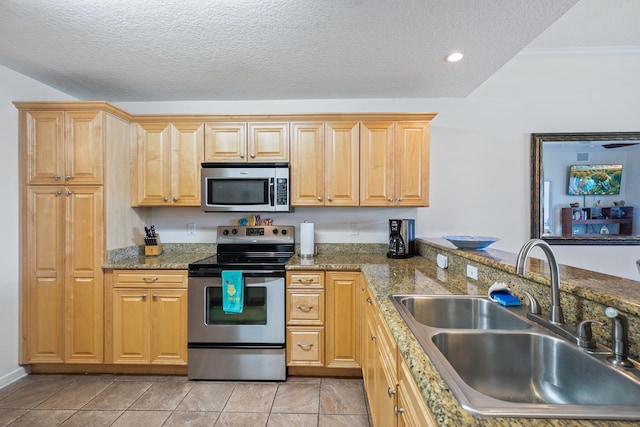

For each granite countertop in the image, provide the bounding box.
[104,241,639,426]
[287,251,639,427]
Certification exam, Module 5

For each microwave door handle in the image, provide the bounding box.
[269,177,275,206]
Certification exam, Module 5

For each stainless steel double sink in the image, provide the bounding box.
[390,295,640,420]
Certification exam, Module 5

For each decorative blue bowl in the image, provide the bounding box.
[443,235,499,250]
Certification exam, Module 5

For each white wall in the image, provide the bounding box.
[1,47,639,385]
[0,65,76,386]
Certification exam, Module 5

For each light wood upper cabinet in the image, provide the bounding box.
[131,121,204,206]
[23,110,104,185]
[204,122,288,162]
[360,121,430,207]
[23,185,104,364]
[290,121,359,206]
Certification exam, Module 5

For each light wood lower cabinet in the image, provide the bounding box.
[110,270,188,365]
[397,356,437,427]
[286,271,360,370]
[360,283,437,427]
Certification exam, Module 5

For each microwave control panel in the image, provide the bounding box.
[276,178,288,206]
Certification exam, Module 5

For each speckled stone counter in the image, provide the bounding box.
[102,243,214,269]
[287,241,640,427]
[103,240,640,425]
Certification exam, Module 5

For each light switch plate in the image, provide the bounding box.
[466,264,478,280]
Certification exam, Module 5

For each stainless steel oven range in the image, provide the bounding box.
[187,225,294,381]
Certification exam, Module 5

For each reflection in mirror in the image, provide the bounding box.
[531,133,640,245]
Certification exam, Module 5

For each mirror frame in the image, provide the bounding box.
[531,132,640,245]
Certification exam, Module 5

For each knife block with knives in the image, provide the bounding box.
[144,225,162,256]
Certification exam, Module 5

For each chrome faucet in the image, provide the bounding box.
[605,307,634,368]
[516,239,563,324]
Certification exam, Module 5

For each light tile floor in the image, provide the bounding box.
[0,374,371,426]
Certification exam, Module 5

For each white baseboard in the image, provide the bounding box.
[0,366,30,389]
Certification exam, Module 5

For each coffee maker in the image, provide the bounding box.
[387,219,415,259]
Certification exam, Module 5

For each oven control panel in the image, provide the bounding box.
[216,225,295,244]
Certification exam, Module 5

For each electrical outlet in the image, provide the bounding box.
[350,223,359,236]
[436,254,448,269]
[187,223,196,235]
[466,264,478,280]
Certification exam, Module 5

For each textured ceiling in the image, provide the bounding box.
[3,0,633,102]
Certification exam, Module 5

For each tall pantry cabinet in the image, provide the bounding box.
[16,102,145,365]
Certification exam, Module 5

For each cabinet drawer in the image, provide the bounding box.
[114,270,187,288]
[287,290,324,325]
[287,327,324,366]
[287,271,324,288]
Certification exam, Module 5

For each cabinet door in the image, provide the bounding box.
[112,289,150,363]
[150,289,188,365]
[325,121,359,206]
[248,122,289,162]
[397,357,438,427]
[204,122,247,162]
[132,122,172,206]
[360,121,395,206]
[171,122,204,206]
[326,272,360,368]
[23,110,65,185]
[65,110,104,185]
[363,303,377,418]
[375,340,397,427]
[65,186,104,363]
[395,121,429,206]
[23,186,65,363]
[290,122,324,206]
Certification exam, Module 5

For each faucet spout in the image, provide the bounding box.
[516,239,564,324]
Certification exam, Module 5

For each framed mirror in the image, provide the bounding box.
[531,132,640,245]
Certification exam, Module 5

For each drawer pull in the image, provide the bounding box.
[388,387,396,397]
[297,278,315,283]
[297,343,314,350]
[296,305,314,312]
[370,334,377,341]
[141,293,147,300]
[366,297,373,305]
[394,406,405,414]
[143,277,159,282]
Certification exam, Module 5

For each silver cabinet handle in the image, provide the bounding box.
[240,153,245,159]
[297,343,314,350]
[387,197,393,202]
[397,197,403,202]
[141,293,147,300]
[394,406,405,414]
[142,277,159,282]
[327,197,333,202]
[366,297,373,305]
[65,175,71,181]
[152,293,158,300]
[250,153,255,158]
[296,305,313,312]
[54,175,61,180]
[163,196,169,202]
[388,387,396,397]
[65,190,73,196]
[297,278,314,283]
[370,334,377,341]
[55,190,62,196]
[317,196,322,201]
[172,196,178,202]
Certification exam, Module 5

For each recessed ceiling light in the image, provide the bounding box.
[446,52,464,62]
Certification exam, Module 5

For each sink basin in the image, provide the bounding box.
[392,295,531,330]
[390,294,640,419]
[433,331,640,408]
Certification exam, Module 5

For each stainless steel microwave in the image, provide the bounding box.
[201,163,292,212]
